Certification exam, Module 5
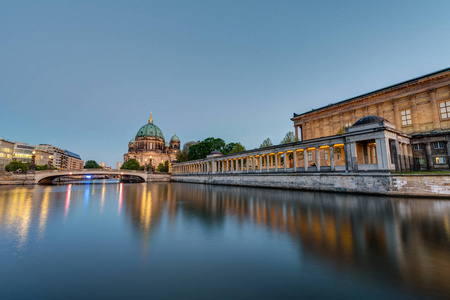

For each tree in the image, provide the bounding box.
[228,143,246,154]
[5,161,27,172]
[176,141,197,162]
[259,138,273,148]
[84,160,101,169]
[280,131,298,144]
[188,138,226,160]
[156,161,169,172]
[121,159,141,170]
[221,142,237,155]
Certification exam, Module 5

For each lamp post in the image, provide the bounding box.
[29,151,36,173]
[47,155,52,170]
[148,155,153,173]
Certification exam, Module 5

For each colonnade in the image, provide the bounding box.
[172,121,412,175]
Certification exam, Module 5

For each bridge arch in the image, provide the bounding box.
[35,169,147,184]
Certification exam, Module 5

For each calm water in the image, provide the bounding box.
[0,181,449,300]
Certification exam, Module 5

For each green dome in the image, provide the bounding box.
[136,122,164,139]
[171,134,180,142]
[129,138,135,144]
[165,142,170,148]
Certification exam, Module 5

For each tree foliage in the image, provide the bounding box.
[5,161,27,172]
[84,160,101,169]
[176,141,197,162]
[156,161,169,173]
[188,138,226,160]
[259,138,273,148]
[121,159,141,170]
[280,131,298,144]
[228,142,246,154]
[177,138,245,161]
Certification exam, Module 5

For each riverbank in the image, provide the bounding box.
[172,173,450,198]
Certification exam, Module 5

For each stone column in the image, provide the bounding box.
[316,148,321,172]
[410,95,420,132]
[295,125,299,141]
[349,142,357,171]
[259,155,263,173]
[284,151,288,172]
[428,89,441,130]
[377,103,383,118]
[274,153,278,172]
[392,99,401,130]
[329,146,335,171]
[267,154,270,172]
[304,150,308,171]
[293,150,297,172]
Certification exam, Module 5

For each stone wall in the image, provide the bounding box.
[0,173,35,185]
[172,173,450,198]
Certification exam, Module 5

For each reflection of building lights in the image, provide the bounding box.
[118,183,123,215]
[64,184,72,220]
[38,187,50,239]
[86,175,92,179]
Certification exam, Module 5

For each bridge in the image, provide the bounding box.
[33,169,169,184]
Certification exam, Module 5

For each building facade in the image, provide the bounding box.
[291,68,450,170]
[124,114,180,168]
[13,142,35,163]
[66,150,84,170]
[34,150,52,166]
[0,138,14,171]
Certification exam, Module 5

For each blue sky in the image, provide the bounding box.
[1,0,450,166]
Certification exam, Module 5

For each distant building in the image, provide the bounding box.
[13,142,35,163]
[0,138,14,171]
[100,162,106,168]
[35,144,67,169]
[34,150,52,166]
[34,144,83,170]
[116,162,122,169]
[66,150,84,170]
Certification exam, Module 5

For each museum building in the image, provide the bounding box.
[291,67,450,170]
[123,114,180,169]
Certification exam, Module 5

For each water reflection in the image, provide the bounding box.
[0,182,449,298]
[121,183,450,297]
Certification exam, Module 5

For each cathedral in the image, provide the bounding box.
[123,114,180,169]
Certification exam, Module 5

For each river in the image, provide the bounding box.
[0,181,449,299]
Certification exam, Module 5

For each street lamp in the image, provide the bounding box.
[47,155,52,170]
[148,155,153,173]
[29,151,36,173]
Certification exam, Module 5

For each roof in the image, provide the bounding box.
[65,150,81,159]
[292,67,450,119]
[352,116,386,127]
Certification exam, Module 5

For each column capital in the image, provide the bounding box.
[427,88,436,94]
[408,94,416,101]
[390,98,398,105]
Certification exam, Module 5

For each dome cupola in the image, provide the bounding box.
[135,113,164,139]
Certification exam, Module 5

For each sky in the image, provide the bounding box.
[1,0,450,166]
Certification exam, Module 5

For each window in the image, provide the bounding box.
[345,122,352,128]
[435,157,447,164]
[401,109,412,126]
[413,144,423,150]
[433,142,445,149]
[419,158,426,165]
[307,151,313,162]
[439,101,450,119]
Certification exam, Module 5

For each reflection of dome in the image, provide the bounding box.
[170,134,180,142]
[136,123,164,139]
[353,116,386,127]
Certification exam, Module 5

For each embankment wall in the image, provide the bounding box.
[171,173,450,198]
